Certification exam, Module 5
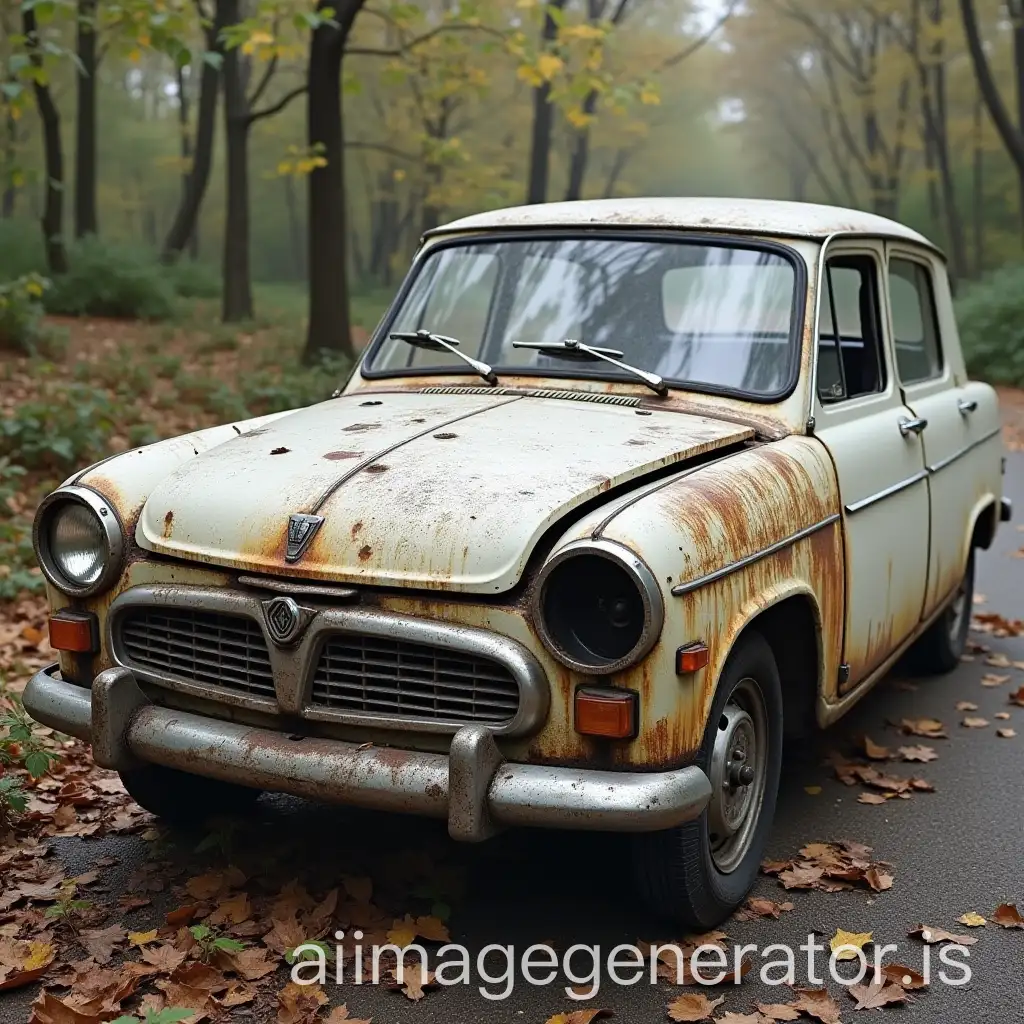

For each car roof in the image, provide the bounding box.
[426,197,942,256]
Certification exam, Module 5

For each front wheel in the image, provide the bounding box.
[631,631,783,930]
[119,764,261,825]
[908,551,974,675]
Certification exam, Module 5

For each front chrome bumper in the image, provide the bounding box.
[23,664,712,841]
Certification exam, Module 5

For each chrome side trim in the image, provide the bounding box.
[925,426,1002,475]
[671,514,840,597]
[844,470,929,514]
[107,585,549,737]
[22,665,713,840]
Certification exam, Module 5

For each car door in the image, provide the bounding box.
[885,246,1003,619]
[812,243,930,689]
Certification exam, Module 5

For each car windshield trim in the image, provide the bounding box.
[360,230,808,405]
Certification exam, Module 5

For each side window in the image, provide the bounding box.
[889,258,943,383]
[817,255,886,402]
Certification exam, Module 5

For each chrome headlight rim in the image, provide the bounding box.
[33,485,125,597]
[532,538,665,675]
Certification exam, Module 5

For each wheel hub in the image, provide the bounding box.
[707,679,769,873]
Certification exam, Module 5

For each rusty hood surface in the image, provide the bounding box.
[136,390,753,593]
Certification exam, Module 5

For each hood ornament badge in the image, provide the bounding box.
[262,596,314,647]
[286,513,324,563]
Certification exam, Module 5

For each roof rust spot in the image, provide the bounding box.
[433,432,458,440]
[324,450,363,461]
[365,464,389,474]
[358,544,373,561]
[162,510,174,539]
[350,521,363,539]
[343,423,382,433]
[270,447,291,455]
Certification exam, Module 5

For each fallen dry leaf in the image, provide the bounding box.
[985,653,1012,667]
[900,718,947,738]
[994,712,1012,720]
[1010,686,1024,708]
[981,673,1010,687]
[388,962,438,1001]
[323,1006,372,1024]
[997,727,1017,738]
[804,786,822,796]
[955,700,979,711]
[734,898,794,922]
[958,912,986,927]
[992,903,1024,928]
[715,1014,763,1024]
[665,992,724,1021]
[908,924,978,945]
[898,745,938,763]
[277,982,329,1024]
[848,978,908,1010]
[962,717,989,728]
[857,792,889,805]
[789,987,842,1024]
[880,963,927,989]
[545,1010,613,1024]
[865,866,894,892]
[755,1004,801,1021]
[830,929,872,961]
[862,736,890,760]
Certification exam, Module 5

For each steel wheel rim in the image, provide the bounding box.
[707,676,769,874]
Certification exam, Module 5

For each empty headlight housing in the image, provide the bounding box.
[533,539,664,674]
[33,486,124,596]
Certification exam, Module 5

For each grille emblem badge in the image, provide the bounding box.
[263,596,312,646]
[286,513,324,562]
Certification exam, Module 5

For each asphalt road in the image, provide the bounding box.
[3,456,1023,1024]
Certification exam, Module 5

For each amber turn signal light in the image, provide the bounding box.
[48,610,98,653]
[574,686,638,740]
[676,641,709,674]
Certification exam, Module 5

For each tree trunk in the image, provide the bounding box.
[22,7,68,274]
[602,147,630,197]
[283,174,306,280]
[161,6,228,262]
[564,91,598,201]
[526,0,566,204]
[303,0,363,363]
[221,0,253,323]
[1016,17,1024,241]
[972,91,985,277]
[74,0,98,238]
[176,66,200,260]
[1,111,15,219]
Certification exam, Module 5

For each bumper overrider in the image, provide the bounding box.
[23,665,713,841]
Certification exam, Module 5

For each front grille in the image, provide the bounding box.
[118,608,275,700]
[311,635,520,726]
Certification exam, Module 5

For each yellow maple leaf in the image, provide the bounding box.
[830,928,872,960]
[128,929,159,946]
[242,29,275,55]
[386,915,419,948]
[639,86,660,105]
[959,912,986,927]
[22,942,55,971]
[565,105,594,129]
[536,52,564,82]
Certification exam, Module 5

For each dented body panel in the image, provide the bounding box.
[26,198,1009,837]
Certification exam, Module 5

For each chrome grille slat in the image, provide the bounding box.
[312,634,520,726]
[119,608,275,698]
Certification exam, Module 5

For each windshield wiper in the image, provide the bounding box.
[390,330,498,385]
[512,338,667,396]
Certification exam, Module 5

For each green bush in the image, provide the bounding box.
[956,265,1024,387]
[239,351,352,414]
[45,237,177,321]
[0,274,65,357]
[0,382,123,472]
[0,458,41,600]
[167,259,221,299]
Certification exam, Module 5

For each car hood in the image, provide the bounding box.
[136,390,753,593]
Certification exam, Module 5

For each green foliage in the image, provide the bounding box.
[956,266,1024,387]
[188,924,245,962]
[43,881,93,923]
[0,273,65,357]
[167,261,222,300]
[0,458,41,599]
[0,694,61,827]
[0,381,123,471]
[110,1009,196,1024]
[45,238,178,320]
[239,351,351,414]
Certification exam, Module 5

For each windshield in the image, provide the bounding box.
[365,236,801,399]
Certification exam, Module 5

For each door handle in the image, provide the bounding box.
[958,398,978,415]
[899,416,928,437]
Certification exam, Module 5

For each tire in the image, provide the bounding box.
[632,631,783,930]
[119,764,261,825]
[909,551,974,676]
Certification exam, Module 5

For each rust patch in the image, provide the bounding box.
[360,400,383,406]
[324,450,363,461]
[358,544,373,561]
[162,510,174,539]
[433,432,458,440]
[343,423,382,433]
[411,418,427,424]
[350,521,363,540]
[270,447,291,455]
[365,463,389,474]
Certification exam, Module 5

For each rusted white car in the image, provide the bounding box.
[25,198,1010,927]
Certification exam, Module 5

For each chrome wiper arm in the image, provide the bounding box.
[513,338,667,396]
[390,330,498,385]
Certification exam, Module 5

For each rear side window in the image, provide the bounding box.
[889,258,943,383]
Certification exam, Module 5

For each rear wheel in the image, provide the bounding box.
[909,552,974,675]
[632,632,783,929]
[119,764,260,825]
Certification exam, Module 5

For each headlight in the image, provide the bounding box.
[533,539,664,674]
[34,486,124,596]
